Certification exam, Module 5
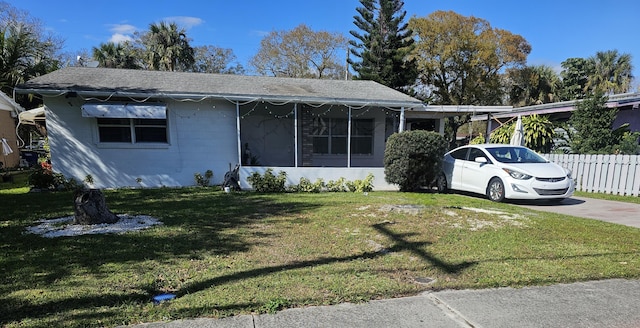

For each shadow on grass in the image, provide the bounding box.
[178,222,477,298]
[0,189,322,325]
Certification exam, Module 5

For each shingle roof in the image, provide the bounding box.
[16,67,424,109]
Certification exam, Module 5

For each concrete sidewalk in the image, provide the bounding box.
[129,279,640,328]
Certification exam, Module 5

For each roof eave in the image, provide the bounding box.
[14,87,424,109]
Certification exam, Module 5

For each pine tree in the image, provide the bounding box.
[348,0,417,92]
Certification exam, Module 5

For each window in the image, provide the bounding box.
[450,148,469,160]
[468,148,488,162]
[312,118,373,155]
[97,118,167,143]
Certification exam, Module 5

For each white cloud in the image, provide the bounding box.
[163,16,204,29]
[108,24,137,34]
[105,24,137,44]
[109,33,134,44]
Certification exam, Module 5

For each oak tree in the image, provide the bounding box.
[191,45,244,74]
[409,10,531,146]
[250,24,347,79]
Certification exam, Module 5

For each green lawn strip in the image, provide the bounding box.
[1,189,639,327]
[574,191,640,204]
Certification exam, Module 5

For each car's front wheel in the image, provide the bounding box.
[487,178,505,202]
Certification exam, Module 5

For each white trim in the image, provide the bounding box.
[294,103,299,167]
[347,106,352,168]
[236,101,242,165]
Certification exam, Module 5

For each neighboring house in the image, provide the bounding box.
[0,92,23,169]
[15,67,427,189]
[477,92,640,134]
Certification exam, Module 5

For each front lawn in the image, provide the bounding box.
[1,187,639,327]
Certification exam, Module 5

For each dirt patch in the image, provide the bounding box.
[442,206,528,231]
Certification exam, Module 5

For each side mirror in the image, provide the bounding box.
[474,157,488,164]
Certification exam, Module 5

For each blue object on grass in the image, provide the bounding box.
[152,293,176,304]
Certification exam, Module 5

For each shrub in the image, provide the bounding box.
[28,167,56,190]
[194,170,213,187]
[470,134,485,144]
[291,177,324,193]
[326,177,347,192]
[383,130,448,191]
[28,163,80,191]
[345,173,374,192]
[246,168,287,192]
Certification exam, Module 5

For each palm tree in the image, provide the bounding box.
[92,42,140,69]
[507,65,560,107]
[142,22,194,71]
[0,22,57,94]
[587,50,633,94]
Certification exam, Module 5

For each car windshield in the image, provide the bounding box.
[486,147,548,164]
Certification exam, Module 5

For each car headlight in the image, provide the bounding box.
[502,168,532,180]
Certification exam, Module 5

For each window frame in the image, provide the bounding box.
[95,117,169,148]
[311,118,374,155]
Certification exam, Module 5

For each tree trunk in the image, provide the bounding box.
[73,189,120,225]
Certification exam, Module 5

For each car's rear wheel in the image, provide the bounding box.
[436,173,448,193]
[487,178,505,202]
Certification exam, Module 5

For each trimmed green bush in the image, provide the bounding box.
[326,178,348,192]
[383,130,448,191]
[345,173,374,192]
[246,168,287,192]
[291,177,324,193]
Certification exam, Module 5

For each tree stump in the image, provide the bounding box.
[73,189,120,225]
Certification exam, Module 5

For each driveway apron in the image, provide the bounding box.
[514,196,640,228]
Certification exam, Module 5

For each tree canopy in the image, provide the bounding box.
[569,90,618,154]
[506,64,560,107]
[586,50,633,95]
[409,10,531,146]
[92,42,141,69]
[250,24,347,79]
[139,21,195,71]
[191,45,245,74]
[349,0,417,91]
[0,2,61,99]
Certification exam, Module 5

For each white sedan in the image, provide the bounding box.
[437,144,574,202]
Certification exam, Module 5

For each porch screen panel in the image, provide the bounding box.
[311,118,372,155]
[330,119,348,154]
[312,117,329,154]
[351,119,373,154]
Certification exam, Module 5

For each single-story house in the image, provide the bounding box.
[16,67,425,189]
[0,91,23,169]
[15,67,511,190]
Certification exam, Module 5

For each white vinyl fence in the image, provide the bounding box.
[543,154,640,196]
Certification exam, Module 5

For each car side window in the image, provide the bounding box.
[468,148,488,163]
[450,148,469,160]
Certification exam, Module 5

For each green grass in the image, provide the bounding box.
[575,190,640,204]
[0,170,31,193]
[1,184,639,327]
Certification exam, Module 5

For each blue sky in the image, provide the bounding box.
[11,0,640,87]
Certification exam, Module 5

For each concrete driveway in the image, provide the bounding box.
[513,196,640,228]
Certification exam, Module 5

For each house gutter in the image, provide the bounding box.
[13,88,425,110]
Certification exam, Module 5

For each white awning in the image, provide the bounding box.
[81,103,166,119]
[18,107,45,125]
